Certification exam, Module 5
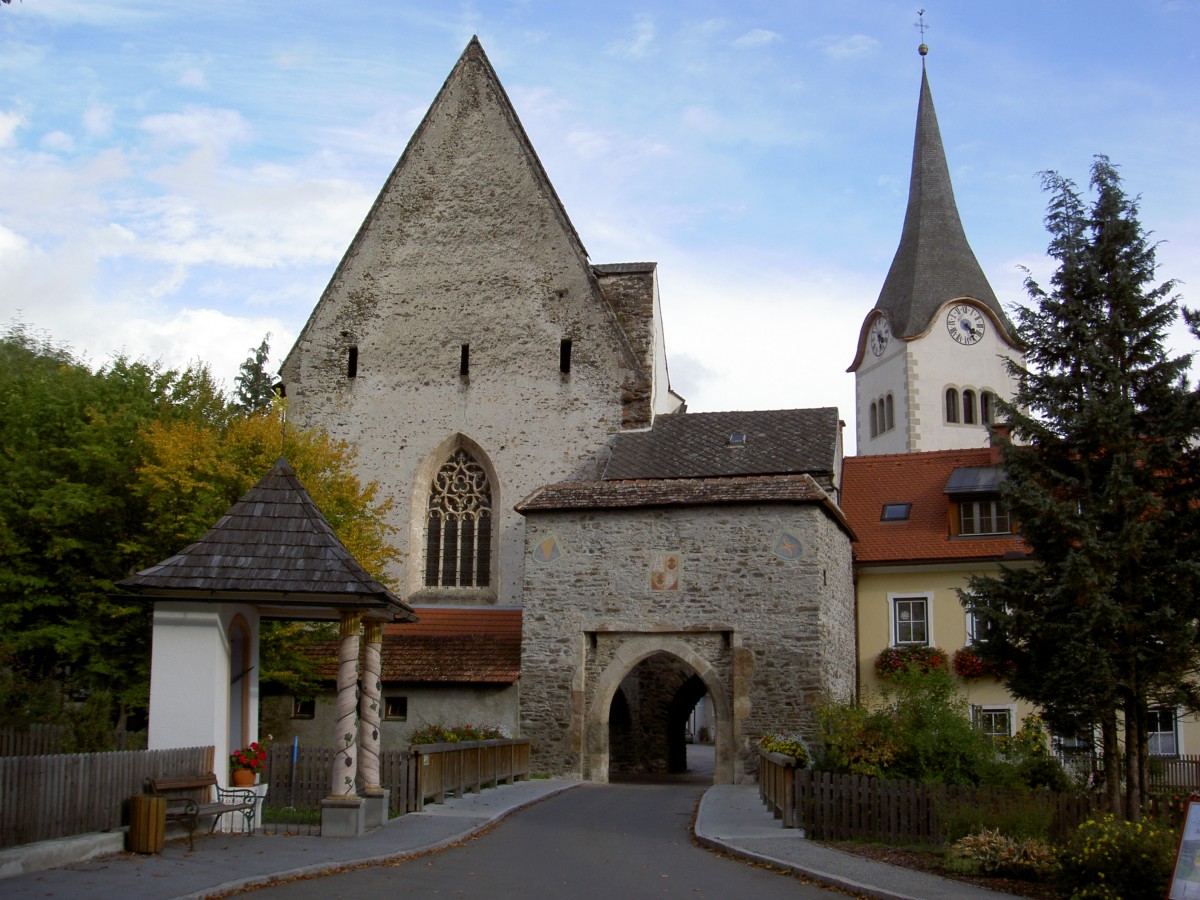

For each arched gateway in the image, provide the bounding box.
[515,439,857,785]
[587,636,736,783]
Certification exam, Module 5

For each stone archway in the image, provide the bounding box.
[585,636,735,784]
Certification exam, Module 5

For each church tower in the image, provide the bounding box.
[848,45,1021,455]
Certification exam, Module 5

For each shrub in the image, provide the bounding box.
[875,644,950,679]
[813,700,899,777]
[945,828,1059,880]
[758,732,812,768]
[942,792,1055,843]
[1057,813,1178,899]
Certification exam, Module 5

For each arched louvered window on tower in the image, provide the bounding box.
[981,390,995,425]
[869,401,878,438]
[963,390,977,425]
[885,393,895,432]
[424,449,493,589]
[945,388,960,423]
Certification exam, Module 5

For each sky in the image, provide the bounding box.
[1,1,1198,454]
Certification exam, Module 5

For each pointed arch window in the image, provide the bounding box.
[424,449,493,589]
[885,393,895,431]
[945,388,960,423]
[869,401,879,438]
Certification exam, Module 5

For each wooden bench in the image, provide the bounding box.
[145,773,258,849]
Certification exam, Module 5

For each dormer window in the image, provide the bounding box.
[945,465,1011,536]
[960,500,1010,535]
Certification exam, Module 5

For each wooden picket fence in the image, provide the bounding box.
[263,743,420,818]
[0,724,147,756]
[3,738,532,849]
[0,745,213,848]
[786,769,1189,846]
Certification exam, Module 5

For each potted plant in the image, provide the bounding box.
[229,740,267,786]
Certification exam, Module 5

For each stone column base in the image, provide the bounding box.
[362,790,390,830]
[320,796,365,837]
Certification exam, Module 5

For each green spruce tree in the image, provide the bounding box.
[233,335,276,413]
[967,157,1200,819]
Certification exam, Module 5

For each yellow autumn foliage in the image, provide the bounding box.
[135,399,399,581]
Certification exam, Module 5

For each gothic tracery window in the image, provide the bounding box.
[424,449,493,589]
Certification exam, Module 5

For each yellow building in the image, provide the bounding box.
[842,444,1038,740]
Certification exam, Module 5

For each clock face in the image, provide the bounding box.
[868,317,891,356]
[946,304,986,345]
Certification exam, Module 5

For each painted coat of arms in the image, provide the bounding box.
[650,553,680,591]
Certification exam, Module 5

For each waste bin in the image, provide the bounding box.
[128,794,166,853]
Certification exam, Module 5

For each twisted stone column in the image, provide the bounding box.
[329,610,361,798]
[358,620,384,793]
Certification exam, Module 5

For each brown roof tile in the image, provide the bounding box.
[842,449,1029,564]
[314,607,521,683]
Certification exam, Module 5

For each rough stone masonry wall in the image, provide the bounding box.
[278,49,651,601]
[519,501,855,782]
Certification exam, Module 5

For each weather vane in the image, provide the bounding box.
[915,9,929,58]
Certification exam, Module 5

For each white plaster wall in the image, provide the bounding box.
[856,302,1021,456]
[147,602,259,787]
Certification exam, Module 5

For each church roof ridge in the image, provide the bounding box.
[873,65,1014,343]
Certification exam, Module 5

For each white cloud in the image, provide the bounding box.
[607,15,655,59]
[732,29,781,49]
[815,34,879,60]
[179,67,207,89]
[40,130,75,153]
[0,109,27,147]
[138,107,251,153]
[83,105,114,138]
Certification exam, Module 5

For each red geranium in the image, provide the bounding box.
[229,741,267,773]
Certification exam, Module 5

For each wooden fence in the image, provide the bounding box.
[791,770,1112,847]
[262,738,530,816]
[3,737,531,849]
[758,750,799,827]
[411,738,531,808]
[0,724,147,756]
[263,743,419,818]
[0,745,213,848]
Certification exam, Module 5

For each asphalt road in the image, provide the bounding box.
[244,780,842,899]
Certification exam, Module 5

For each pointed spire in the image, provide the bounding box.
[873,61,1011,341]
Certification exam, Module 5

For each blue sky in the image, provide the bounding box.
[2,1,1197,453]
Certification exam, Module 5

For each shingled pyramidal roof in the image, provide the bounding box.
[874,62,1014,342]
[119,457,415,622]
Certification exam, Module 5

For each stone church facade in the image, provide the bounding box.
[277,38,856,783]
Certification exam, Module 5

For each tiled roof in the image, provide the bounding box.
[314,607,521,683]
[119,457,415,620]
[602,408,839,480]
[842,449,1029,564]
[870,69,1013,343]
[517,474,853,535]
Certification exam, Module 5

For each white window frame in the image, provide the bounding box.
[973,705,1015,740]
[889,593,933,647]
[1148,707,1179,756]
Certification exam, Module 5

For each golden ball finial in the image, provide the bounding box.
[918,43,928,57]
